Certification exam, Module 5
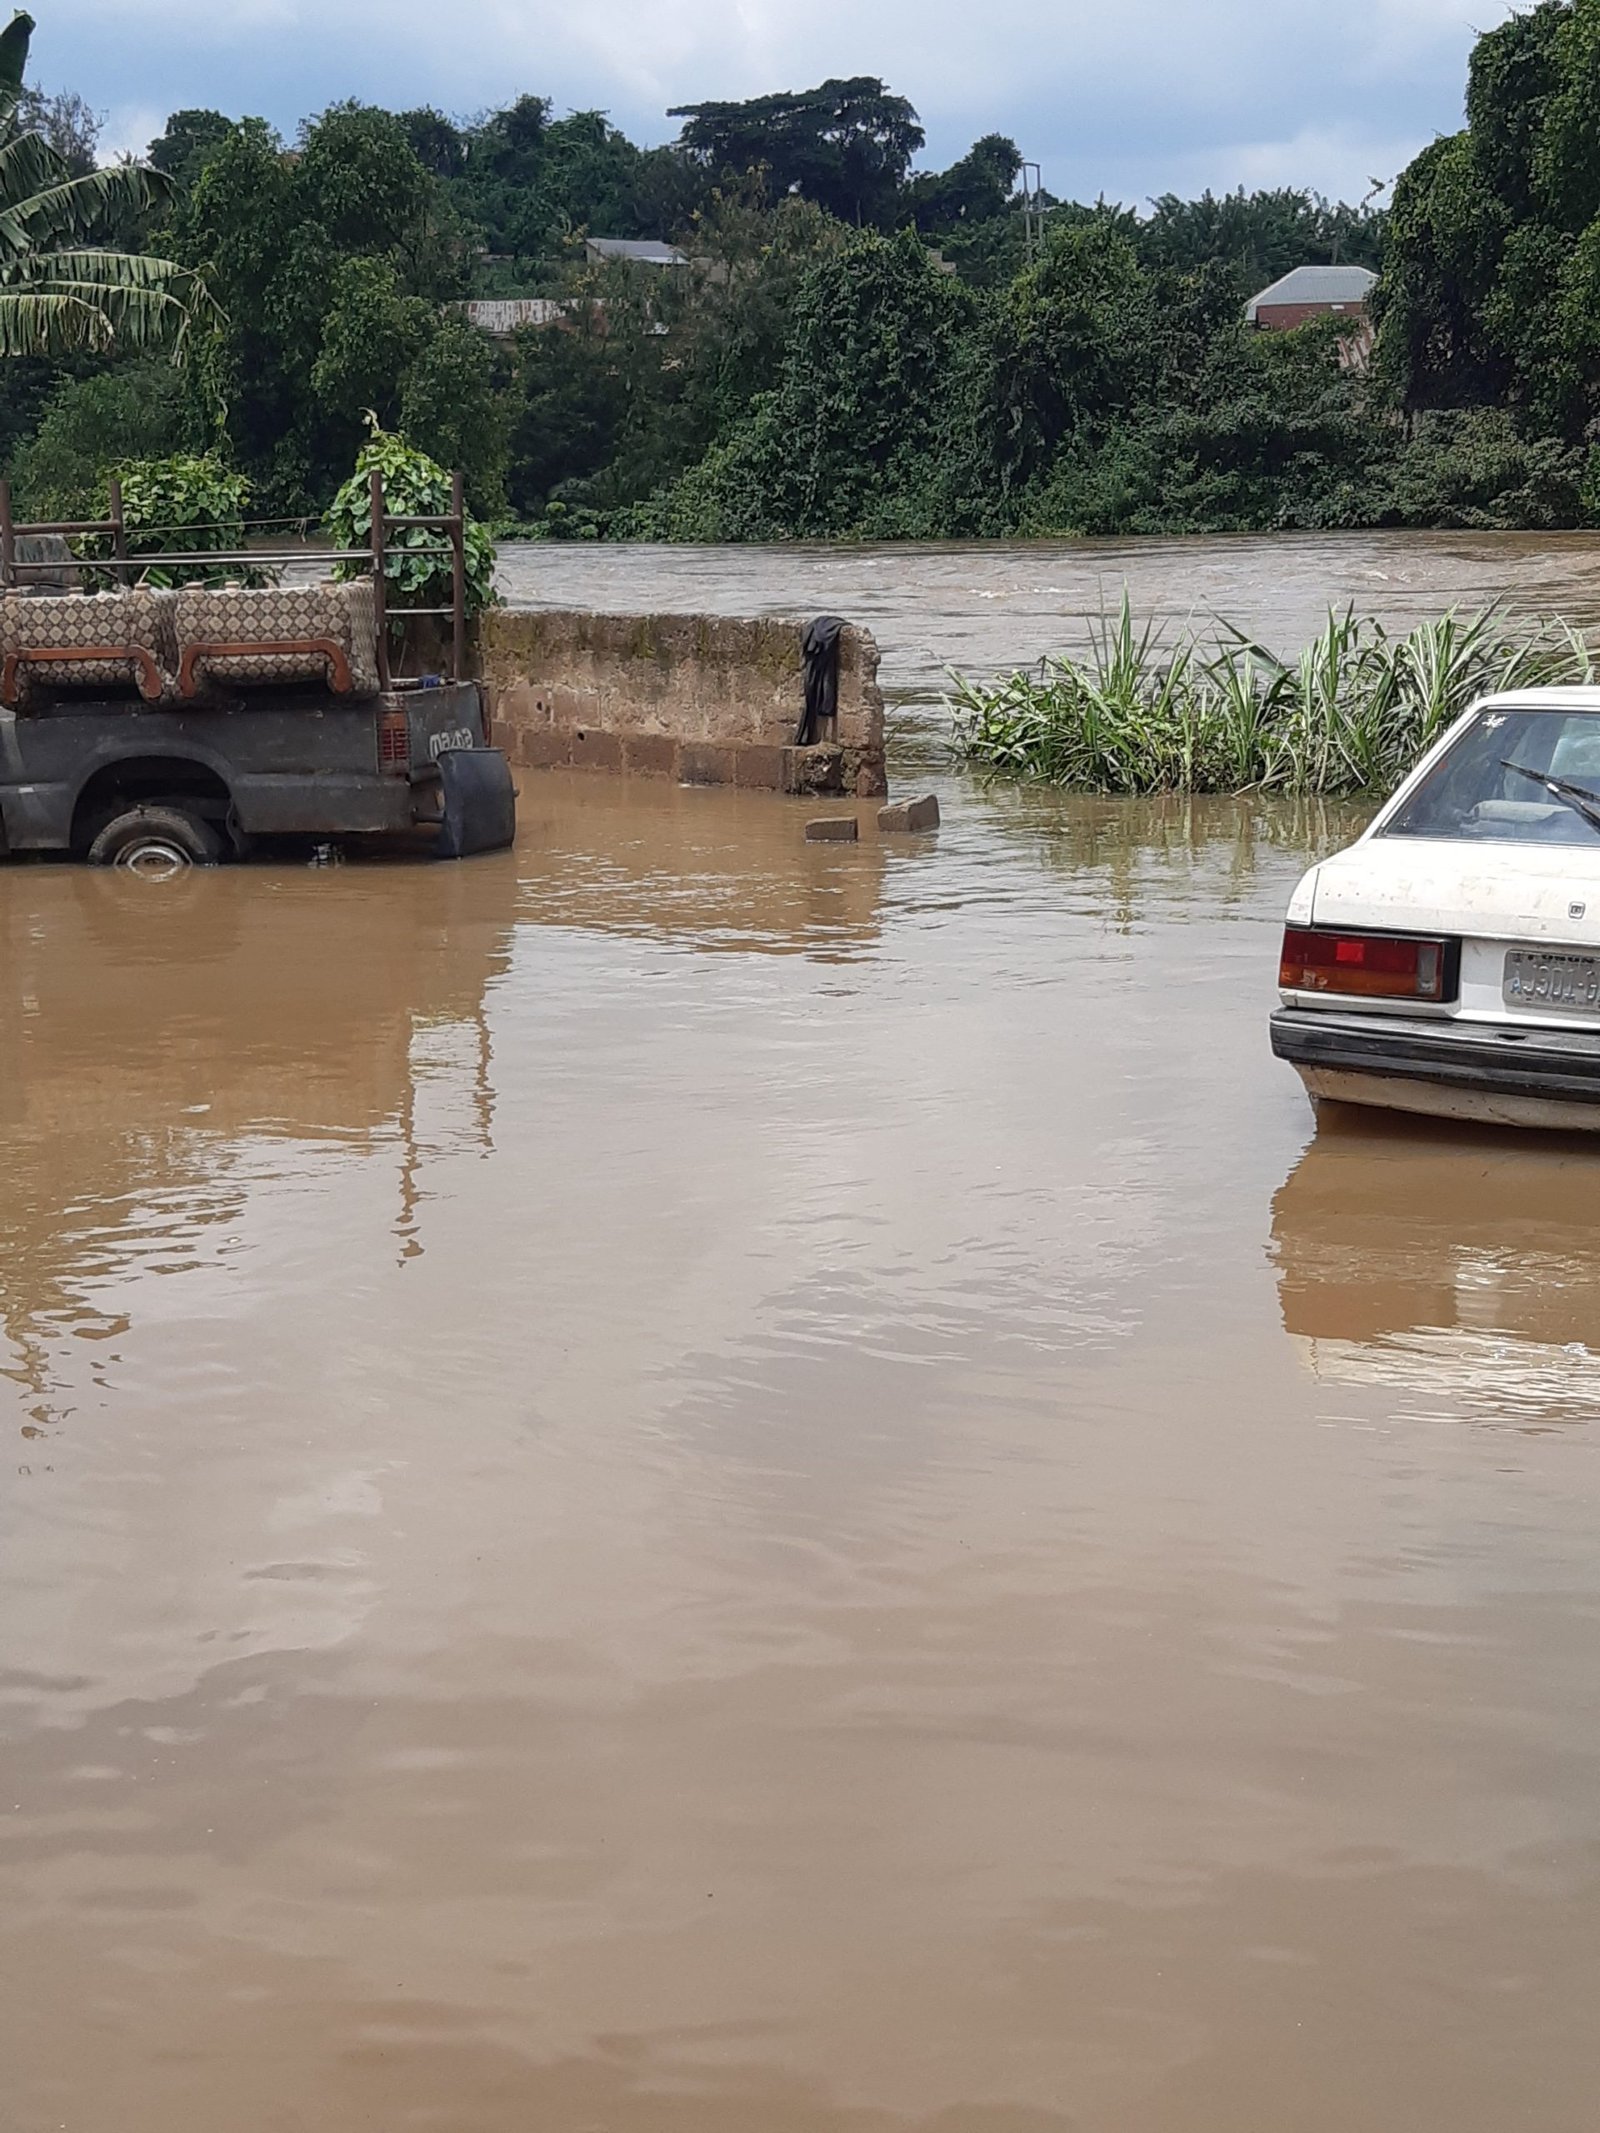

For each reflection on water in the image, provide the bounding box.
[0,779,899,1428]
[6,765,1600,2132]
[0,861,512,1426]
[1273,1109,1600,1431]
[972,785,1375,928]
[512,770,888,956]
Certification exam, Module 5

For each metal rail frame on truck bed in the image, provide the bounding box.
[0,472,516,869]
[0,469,472,683]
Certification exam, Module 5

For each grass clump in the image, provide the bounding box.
[948,600,1596,795]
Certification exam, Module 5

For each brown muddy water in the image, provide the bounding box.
[6,537,1600,2132]
[499,529,1600,706]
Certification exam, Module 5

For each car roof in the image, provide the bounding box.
[1474,687,1600,711]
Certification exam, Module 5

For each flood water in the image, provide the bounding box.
[6,536,1600,2131]
[499,528,1600,704]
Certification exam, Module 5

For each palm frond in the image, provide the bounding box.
[25,248,222,347]
[0,126,63,212]
[17,246,198,289]
[24,283,196,352]
[0,287,113,356]
[0,161,172,261]
[0,12,33,102]
[0,21,212,371]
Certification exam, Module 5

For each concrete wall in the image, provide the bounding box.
[479,609,888,798]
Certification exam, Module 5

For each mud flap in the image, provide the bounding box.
[435,748,516,859]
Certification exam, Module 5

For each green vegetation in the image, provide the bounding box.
[950,603,1596,794]
[10,360,183,516]
[0,12,209,360]
[0,15,1396,533]
[112,452,251,585]
[326,425,497,620]
[8,2,1600,540]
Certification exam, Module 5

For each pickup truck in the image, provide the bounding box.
[0,567,515,872]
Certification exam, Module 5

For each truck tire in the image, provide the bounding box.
[86,804,224,877]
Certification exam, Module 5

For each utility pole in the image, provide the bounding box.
[1021,161,1044,264]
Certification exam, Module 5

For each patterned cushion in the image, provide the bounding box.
[0,589,175,703]
[173,580,380,698]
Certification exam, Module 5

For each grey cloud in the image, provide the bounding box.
[47,0,1516,204]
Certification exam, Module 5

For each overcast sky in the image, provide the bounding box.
[38,0,1516,209]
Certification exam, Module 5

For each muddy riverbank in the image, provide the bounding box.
[4,746,1600,2130]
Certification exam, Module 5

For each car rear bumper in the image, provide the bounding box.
[1271,1005,1600,1107]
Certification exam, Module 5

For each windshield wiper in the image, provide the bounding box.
[1501,759,1600,836]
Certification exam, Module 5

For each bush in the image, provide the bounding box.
[324,423,497,617]
[950,598,1596,794]
[12,366,185,521]
[103,453,252,586]
[1380,407,1588,528]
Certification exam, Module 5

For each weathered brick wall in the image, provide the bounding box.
[479,610,887,798]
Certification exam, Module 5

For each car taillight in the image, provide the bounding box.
[1280,926,1451,1002]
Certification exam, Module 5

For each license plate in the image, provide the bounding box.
[1503,948,1600,1012]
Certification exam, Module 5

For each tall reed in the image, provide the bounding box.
[948,600,1595,796]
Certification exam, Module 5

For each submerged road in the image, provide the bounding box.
[4,542,1600,2130]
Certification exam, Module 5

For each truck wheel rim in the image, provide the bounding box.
[118,837,190,879]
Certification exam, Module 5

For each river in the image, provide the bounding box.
[3,534,1600,2132]
[498,528,1600,705]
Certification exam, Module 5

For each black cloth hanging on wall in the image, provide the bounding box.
[797,615,847,746]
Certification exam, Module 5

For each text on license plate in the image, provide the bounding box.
[1503,948,1600,1011]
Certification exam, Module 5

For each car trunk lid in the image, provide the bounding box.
[1312,837,1600,947]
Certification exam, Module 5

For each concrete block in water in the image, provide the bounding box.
[805,816,859,843]
[783,743,847,796]
[570,729,623,772]
[734,744,787,790]
[679,742,740,786]
[878,794,941,833]
[622,734,679,778]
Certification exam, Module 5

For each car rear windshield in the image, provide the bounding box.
[1382,707,1600,843]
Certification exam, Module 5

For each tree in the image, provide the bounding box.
[542,109,653,237]
[310,255,436,429]
[642,228,974,537]
[17,84,96,174]
[503,305,629,513]
[450,97,703,265]
[10,359,183,515]
[148,109,235,190]
[399,107,466,181]
[169,102,474,508]
[1373,133,1510,413]
[907,135,1022,235]
[451,95,557,260]
[669,78,924,226]
[398,318,508,513]
[676,191,848,438]
[1375,0,1600,441]
[0,10,212,359]
[1138,187,1385,286]
[979,218,1161,495]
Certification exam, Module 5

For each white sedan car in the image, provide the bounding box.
[1273,689,1600,1131]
